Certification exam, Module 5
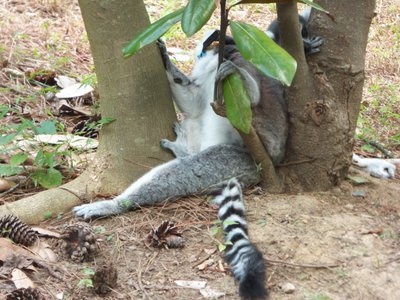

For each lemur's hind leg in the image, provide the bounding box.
[160,123,190,157]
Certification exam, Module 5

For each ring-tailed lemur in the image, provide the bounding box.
[74,25,290,219]
[212,178,267,299]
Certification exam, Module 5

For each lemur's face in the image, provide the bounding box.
[195,30,236,61]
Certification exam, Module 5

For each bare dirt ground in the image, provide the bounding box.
[0,1,399,300]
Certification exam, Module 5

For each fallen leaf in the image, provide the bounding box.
[30,241,58,262]
[0,238,41,260]
[199,286,225,298]
[55,75,77,88]
[56,83,93,98]
[174,280,207,289]
[346,175,369,185]
[34,134,98,150]
[352,190,366,197]
[197,258,215,271]
[11,268,35,289]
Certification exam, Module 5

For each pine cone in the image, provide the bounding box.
[0,215,38,246]
[92,264,118,295]
[6,287,44,300]
[60,222,97,262]
[146,221,184,249]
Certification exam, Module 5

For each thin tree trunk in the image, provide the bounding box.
[0,0,176,223]
[78,0,176,193]
[280,0,375,191]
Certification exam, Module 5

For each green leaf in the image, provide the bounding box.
[123,8,184,58]
[96,117,116,125]
[230,21,297,86]
[182,0,216,37]
[223,73,252,134]
[0,164,23,176]
[0,133,17,146]
[37,120,57,134]
[78,278,94,288]
[210,226,221,236]
[10,153,28,166]
[43,211,53,220]
[218,243,226,252]
[81,268,95,276]
[32,168,63,189]
[346,175,369,185]
[223,220,239,226]
[299,0,329,14]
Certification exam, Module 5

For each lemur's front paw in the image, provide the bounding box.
[157,39,169,69]
[215,60,238,83]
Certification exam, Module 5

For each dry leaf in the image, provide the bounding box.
[0,238,40,260]
[196,258,215,271]
[174,280,207,290]
[30,241,58,262]
[11,268,35,289]
[56,83,93,98]
[199,286,225,298]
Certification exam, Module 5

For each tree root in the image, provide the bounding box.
[0,171,94,224]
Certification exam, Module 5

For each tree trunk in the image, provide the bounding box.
[78,0,176,193]
[0,0,176,223]
[280,0,376,191]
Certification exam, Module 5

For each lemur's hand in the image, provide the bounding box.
[215,60,238,103]
[157,39,170,69]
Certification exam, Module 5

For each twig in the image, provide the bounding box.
[0,182,21,197]
[278,158,316,167]
[362,138,393,158]
[58,187,84,202]
[265,257,340,269]
[192,248,217,269]
[32,258,64,281]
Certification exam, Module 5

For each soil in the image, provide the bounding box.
[1,169,399,300]
[0,1,399,300]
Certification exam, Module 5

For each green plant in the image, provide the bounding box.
[0,107,79,188]
[78,268,95,288]
[210,219,237,251]
[122,0,328,135]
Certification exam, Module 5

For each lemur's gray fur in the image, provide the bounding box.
[158,34,288,165]
[73,144,258,219]
[73,33,288,219]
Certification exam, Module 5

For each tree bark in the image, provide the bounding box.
[0,0,176,223]
[78,0,176,193]
[280,0,376,191]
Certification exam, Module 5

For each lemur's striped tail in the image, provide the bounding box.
[212,178,267,299]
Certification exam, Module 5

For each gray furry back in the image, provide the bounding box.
[73,144,259,219]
